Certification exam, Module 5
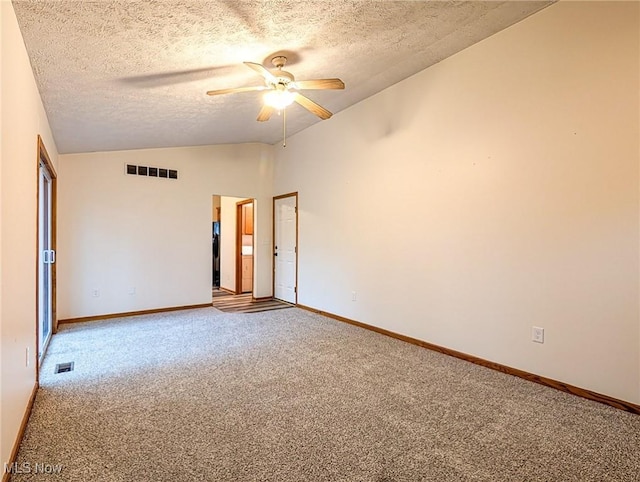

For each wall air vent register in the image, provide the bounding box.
[125,164,178,179]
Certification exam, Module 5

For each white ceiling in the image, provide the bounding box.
[13,1,553,154]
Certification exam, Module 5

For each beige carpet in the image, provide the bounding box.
[10,307,640,481]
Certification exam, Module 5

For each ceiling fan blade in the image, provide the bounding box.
[295,78,345,90]
[293,93,333,120]
[257,105,275,122]
[244,62,277,83]
[206,86,267,96]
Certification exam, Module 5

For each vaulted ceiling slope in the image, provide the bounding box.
[13,1,553,154]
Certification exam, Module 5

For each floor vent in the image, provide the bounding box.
[54,362,74,374]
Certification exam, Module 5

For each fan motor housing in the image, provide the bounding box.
[269,56,294,86]
[272,70,294,85]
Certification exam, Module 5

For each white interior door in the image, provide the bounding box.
[274,194,297,303]
[38,162,53,362]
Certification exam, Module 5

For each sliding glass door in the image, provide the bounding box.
[38,161,54,362]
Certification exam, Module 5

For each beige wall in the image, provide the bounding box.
[274,2,640,404]
[58,145,273,319]
[1,1,59,467]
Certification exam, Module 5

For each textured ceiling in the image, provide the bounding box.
[12,1,553,154]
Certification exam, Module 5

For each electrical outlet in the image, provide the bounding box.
[92,289,100,298]
[25,347,29,367]
[351,291,357,301]
[128,287,136,295]
[532,326,544,344]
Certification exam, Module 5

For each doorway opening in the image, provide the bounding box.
[211,195,255,298]
[236,199,254,295]
[37,136,57,370]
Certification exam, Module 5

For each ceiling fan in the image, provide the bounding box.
[206,56,345,122]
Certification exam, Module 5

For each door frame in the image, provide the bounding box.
[272,192,298,304]
[235,198,254,295]
[35,135,57,377]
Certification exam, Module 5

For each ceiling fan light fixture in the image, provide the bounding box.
[207,57,342,121]
[263,90,295,110]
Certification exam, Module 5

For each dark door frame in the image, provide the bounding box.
[272,192,298,304]
[235,198,254,295]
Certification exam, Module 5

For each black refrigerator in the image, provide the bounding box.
[212,222,220,287]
